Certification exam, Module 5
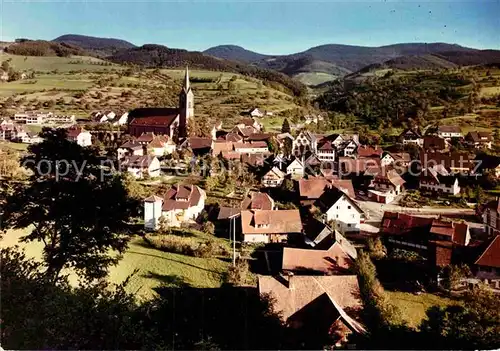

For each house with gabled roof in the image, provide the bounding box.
[474,235,500,280]
[287,158,305,177]
[292,130,318,156]
[437,125,462,139]
[261,166,286,187]
[258,274,366,348]
[314,187,364,233]
[117,140,144,160]
[400,127,423,147]
[423,135,449,151]
[419,164,460,195]
[241,209,302,243]
[66,126,92,147]
[299,177,355,206]
[147,135,176,156]
[465,131,493,149]
[144,184,206,229]
[121,155,160,179]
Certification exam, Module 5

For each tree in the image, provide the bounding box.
[201,221,215,235]
[420,285,500,349]
[281,118,291,133]
[440,264,471,291]
[2,128,137,282]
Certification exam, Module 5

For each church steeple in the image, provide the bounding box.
[183,66,190,92]
[178,66,194,138]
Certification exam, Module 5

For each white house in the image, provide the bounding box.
[121,155,160,179]
[287,158,305,177]
[437,125,463,139]
[400,128,423,147]
[317,140,335,162]
[144,184,206,230]
[419,165,460,195]
[292,130,318,156]
[316,188,364,233]
[114,112,129,126]
[339,139,358,157]
[117,141,144,160]
[262,167,286,187]
[148,135,176,157]
[249,108,264,118]
[66,126,92,147]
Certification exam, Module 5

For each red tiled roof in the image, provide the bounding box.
[212,140,233,155]
[380,212,433,236]
[357,145,383,158]
[129,115,178,127]
[438,125,462,133]
[162,184,205,211]
[67,126,85,138]
[299,178,355,200]
[282,243,354,274]
[241,191,274,211]
[475,235,500,268]
[188,137,212,150]
[224,132,243,142]
[241,210,302,235]
[137,132,155,143]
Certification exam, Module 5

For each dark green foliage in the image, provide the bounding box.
[420,285,500,350]
[5,40,87,57]
[53,34,136,56]
[281,118,291,133]
[2,128,137,282]
[1,247,285,350]
[316,71,473,128]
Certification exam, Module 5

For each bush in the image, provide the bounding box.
[145,234,228,258]
[224,258,249,286]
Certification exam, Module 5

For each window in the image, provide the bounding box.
[348,205,351,209]
[348,224,351,227]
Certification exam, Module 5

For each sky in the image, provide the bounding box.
[0,0,499,54]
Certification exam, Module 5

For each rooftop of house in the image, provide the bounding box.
[475,235,500,268]
[438,125,462,133]
[380,212,434,236]
[217,207,241,220]
[374,169,406,187]
[430,220,469,246]
[224,132,244,142]
[119,140,143,150]
[299,178,355,200]
[188,137,213,150]
[162,184,205,212]
[247,133,272,142]
[241,191,275,211]
[122,155,156,168]
[339,157,381,174]
[137,132,156,143]
[400,127,423,138]
[264,166,285,178]
[357,145,383,158]
[315,187,363,214]
[466,131,493,143]
[66,126,86,138]
[241,209,302,234]
[212,140,233,155]
[129,114,178,127]
[282,243,354,275]
[258,275,365,333]
[234,141,268,149]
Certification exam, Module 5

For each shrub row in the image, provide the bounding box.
[144,233,228,258]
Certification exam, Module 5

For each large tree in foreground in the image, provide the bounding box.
[2,128,137,282]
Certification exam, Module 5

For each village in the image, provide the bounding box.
[1,67,500,348]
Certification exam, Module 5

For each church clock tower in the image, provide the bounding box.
[179,66,194,137]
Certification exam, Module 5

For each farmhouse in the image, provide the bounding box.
[465,131,493,149]
[437,125,463,139]
[400,127,423,147]
[292,130,318,156]
[261,167,285,187]
[144,184,206,229]
[474,235,500,280]
[299,177,355,206]
[419,165,460,195]
[314,187,364,233]
[287,158,305,177]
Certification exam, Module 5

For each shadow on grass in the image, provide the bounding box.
[127,249,224,275]
[143,271,192,288]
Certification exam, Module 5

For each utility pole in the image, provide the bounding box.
[232,216,236,266]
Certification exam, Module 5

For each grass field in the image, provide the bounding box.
[385,290,456,329]
[0,228,231,300]
[1,53,119,72]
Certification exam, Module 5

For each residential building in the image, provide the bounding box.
[423,136,449,151]
[249,108,264,118]
[369,169,406,204]
[144,184,206,229]
[419,165,460,195]
[437,125,463,139]
[241,209,302,243]
[66,126,92,147]
[400,127,423,147]
[338,139,358,157]
[182,137,213,156]
[465,131,493,149]
[258,275,365,348]
[287,158,305,177]
[317,139,335,162]
[357,145,383,159]
[299,177,355,206]
[147,135,176,157]
[121,155,160,179]
[380,152,411,168]
[241,191,275,210]
[118,141,144,160]
[261,167,285,187]
[474,235,500,280]
[292,130,317,156]
[420,151,473,174]
[315,188,364,233]
[483,198,500,236]
[136,132,156,145]
[238,117,262,131]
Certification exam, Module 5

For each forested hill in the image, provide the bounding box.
[53,34,136,56]
[4,40,87,57]
[109,44,307,97]
[204,45,270,62]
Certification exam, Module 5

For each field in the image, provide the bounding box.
[0,228,231,300]
[0,53,300,127]
[385,290,456,329]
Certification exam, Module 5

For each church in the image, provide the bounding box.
[128,67,194,139]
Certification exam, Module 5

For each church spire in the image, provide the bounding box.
[184,66,190,91]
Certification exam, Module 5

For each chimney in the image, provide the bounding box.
[287,272,295,290]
